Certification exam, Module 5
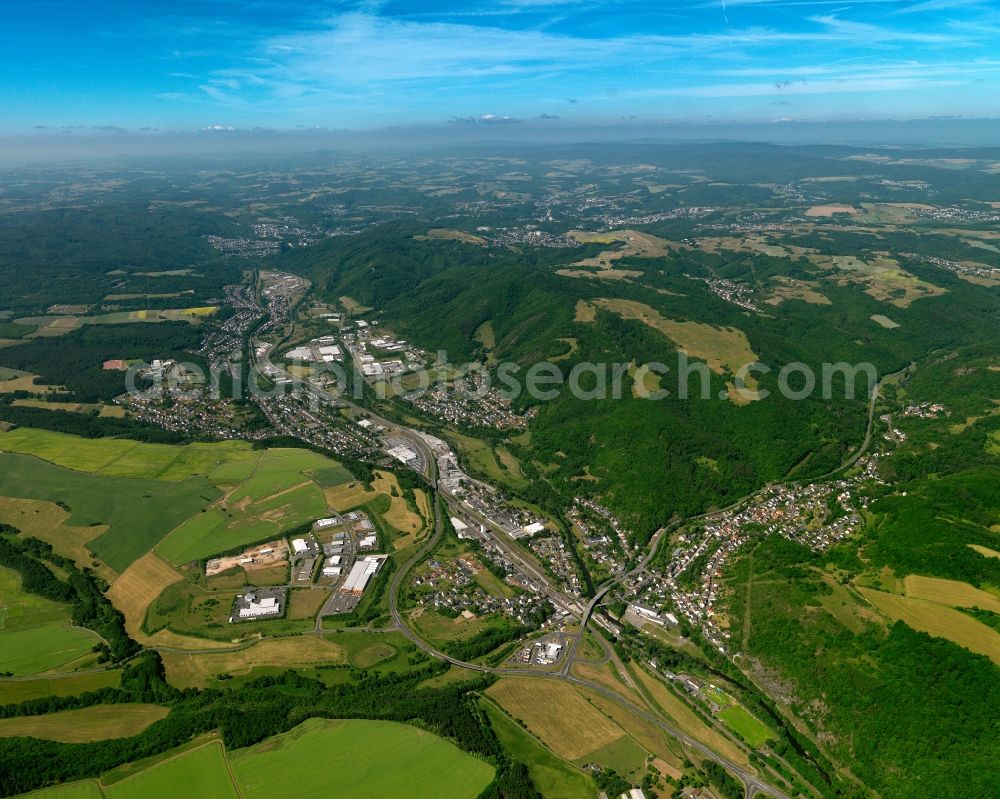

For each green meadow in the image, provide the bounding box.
[718,705,774,747]
[0,428,256,481]
[0,566,100,675]
[0,453,220,573]
[103,742,239,799]
[229,718,495,799]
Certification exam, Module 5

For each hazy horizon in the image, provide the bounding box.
[3,0,1000,155]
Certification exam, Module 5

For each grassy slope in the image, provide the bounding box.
[229,718,494,799]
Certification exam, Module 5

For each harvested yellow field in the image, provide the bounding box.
[806,204,858,217]
[373,471,424,534]
[325,480,378,511]
[0,704,169,743]
[903,575,1000,614]
[580,687,684,768]
[486,678,624,760]
[414,489,432,524]
[0,375,64,393]
[858,587,1000,665]
[161,637,347,688]
[969,544,1000,559]
[812,253,946,308]
[0,497,113,581]
[415,228,488,245]
[594,298,759,402]
[574,300,597,322]
[568,230,668,269]
[557,268,642,281]
[764,277,831,307]
[632,667,748,766]
[106,552,184,640]
[870,314,900,329]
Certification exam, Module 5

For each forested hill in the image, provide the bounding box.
[277,220,1000,539]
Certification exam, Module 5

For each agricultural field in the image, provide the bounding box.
[415,228,488,246]
[0,566,101,676]
[592,298,760,402]
[105,553,184,640]
[160,636,347,689]
[155,449,347,565]
[0,704,169,743]
[481,699,598,799]
[0,452,220,573]
[18,783,105,799]
[486,678,627,761]
[632,667,749,766]
[903,575,1000,613]
[0,671,119,705]
[229,718,495,799]
[858,587,1000,665]
[104,741,239,799]
[0,428,256,481]
[969,544,1000,559]
[566,229,668,271]
[370,470,427,539]
[0,497,115,581]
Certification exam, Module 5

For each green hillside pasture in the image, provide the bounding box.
[225,448,341,501]
[0,621,99,677]
[156,481,325,565]
[19,782,105,799]
[0,566,101,675]
[717,705,774,747]
[104,741,239,799]
[481,699,598,799]
[0,453,220,573]
[0,428,256,481]
[0,671,119,705]
[230,718,495,799]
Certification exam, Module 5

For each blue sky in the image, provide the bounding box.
[3,0,999,132]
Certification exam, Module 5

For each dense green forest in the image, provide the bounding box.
[0,322,203,402]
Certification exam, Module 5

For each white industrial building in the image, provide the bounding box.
[342,556,385,594]
[388,444,417,463]
[237,594,280,620]
[522,521,546,536]
[291,538,309,554]
[358,534,377,550]
[314,518,338,530]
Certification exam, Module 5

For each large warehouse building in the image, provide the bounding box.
[341,556,386,594]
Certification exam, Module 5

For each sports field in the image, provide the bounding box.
[859,587,1000,664]
[632,667,748,765]
[0,452,220,573]
[718,705,774,747]
[0,566,100,675]
[229,718,494,799]
[0,704,169,743]
[104,741,239,799]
